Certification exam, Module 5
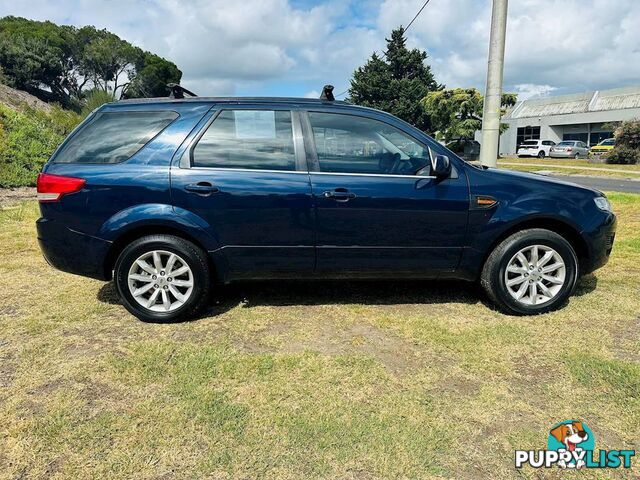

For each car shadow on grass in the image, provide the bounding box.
[96,274,597,323]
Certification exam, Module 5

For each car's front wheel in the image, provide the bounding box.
[114,234,210,322]
[480,229,578,315]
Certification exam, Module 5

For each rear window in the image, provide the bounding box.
[53,111,178,164]
[557,141,574,146]
[522,140,538,145]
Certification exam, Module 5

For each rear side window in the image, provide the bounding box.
[192,110,295,171]
[54,111,178,164]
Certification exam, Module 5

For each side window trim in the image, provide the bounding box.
[186,107,305,173]
[300,110,435,178]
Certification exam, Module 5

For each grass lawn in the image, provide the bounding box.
[0,195,639,479]
[497,157,640,180]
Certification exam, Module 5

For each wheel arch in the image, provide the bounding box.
[104,225,218,280]
[480,216,589,277]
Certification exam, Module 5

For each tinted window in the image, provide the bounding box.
[601,139,615,146]
[54,111,178,163]
[522,140,538,145]
[557,141,574,146]
[308,112,430,175]
[193,110,295,170]
[516,126,540,146]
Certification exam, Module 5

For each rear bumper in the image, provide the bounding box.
[580,213,617,275]
[550,151,576,158]
[37,218,111,280]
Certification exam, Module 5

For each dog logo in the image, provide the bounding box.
[548,420,594,468]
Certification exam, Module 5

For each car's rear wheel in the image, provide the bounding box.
[538,150,545,158]
[574,152,580,159]
[480,229,578,315]
[114,234,210,322]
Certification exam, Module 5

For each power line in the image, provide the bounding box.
[405,0,432,32]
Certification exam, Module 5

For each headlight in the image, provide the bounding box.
[594,196,612,212]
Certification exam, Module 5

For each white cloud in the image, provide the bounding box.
[514,84,557,100]
[1,0,640,98]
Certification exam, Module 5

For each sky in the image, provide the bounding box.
[1,0,639,101]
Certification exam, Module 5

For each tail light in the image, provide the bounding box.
[566,148,573,152]
[37,173,86,202]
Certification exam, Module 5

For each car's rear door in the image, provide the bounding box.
[171,105,314,280]
[301,109,469,276]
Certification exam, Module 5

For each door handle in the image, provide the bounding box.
[185,182,220,195]
[323,188,356,202]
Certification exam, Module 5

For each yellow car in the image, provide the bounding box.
[590,138,615,156]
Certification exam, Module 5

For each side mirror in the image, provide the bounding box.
[432,154,451,178]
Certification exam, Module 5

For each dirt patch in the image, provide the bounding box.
[430,374,481,396]
[245,321,433,375]
[0,83,52,113]
[0,188,35,207]
[609,316,640,362]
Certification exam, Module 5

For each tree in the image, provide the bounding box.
[421,88,517,142]
[606,120,640,165]
[348,27,442,132]
[0,16,182,108]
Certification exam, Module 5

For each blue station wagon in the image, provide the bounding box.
[36,88,616,321]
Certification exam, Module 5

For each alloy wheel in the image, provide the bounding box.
[127,250,194,312]
[504,245,566,306]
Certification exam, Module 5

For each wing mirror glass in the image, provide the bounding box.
[432,154,451,178]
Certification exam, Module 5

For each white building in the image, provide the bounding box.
[486,85,640,155]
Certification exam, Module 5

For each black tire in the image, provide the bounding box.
[574,152,580,159]
[480,229,579,315]
[114,234,210,322]
[538,150,545,158]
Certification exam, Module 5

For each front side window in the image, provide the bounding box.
[54,111,178,164]
[192,110,295,171]
[308,112,431,175]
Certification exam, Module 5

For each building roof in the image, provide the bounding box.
[505,85,640,119]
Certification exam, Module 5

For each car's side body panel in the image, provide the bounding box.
[36,97,615,288]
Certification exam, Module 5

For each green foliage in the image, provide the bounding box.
[606,120,640,165]
[348,27,442,132]
[0,103,81,187]
[421,88,517,142]
[605,145,640,165]
[81,89,115,118]
[0,16,181,108]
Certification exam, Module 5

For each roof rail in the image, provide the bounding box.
[167,83,198,99]
[320,85,335,101]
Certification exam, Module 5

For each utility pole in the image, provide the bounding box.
[479,0,508,167]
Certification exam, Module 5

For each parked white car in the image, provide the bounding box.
[517,140,556,158]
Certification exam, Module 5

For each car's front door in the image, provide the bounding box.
[171,107,314,280]
[303,111,469,276]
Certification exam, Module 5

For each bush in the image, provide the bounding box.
[0,103,81,187]
[81,89,115,118]
[606,120,640,165]
[605,146,640,165]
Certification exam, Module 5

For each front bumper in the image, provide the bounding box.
[580,213,617,274]
[37,217,111,280]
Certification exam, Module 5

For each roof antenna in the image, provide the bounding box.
[320,85,335,101]
[167,83,198,99]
